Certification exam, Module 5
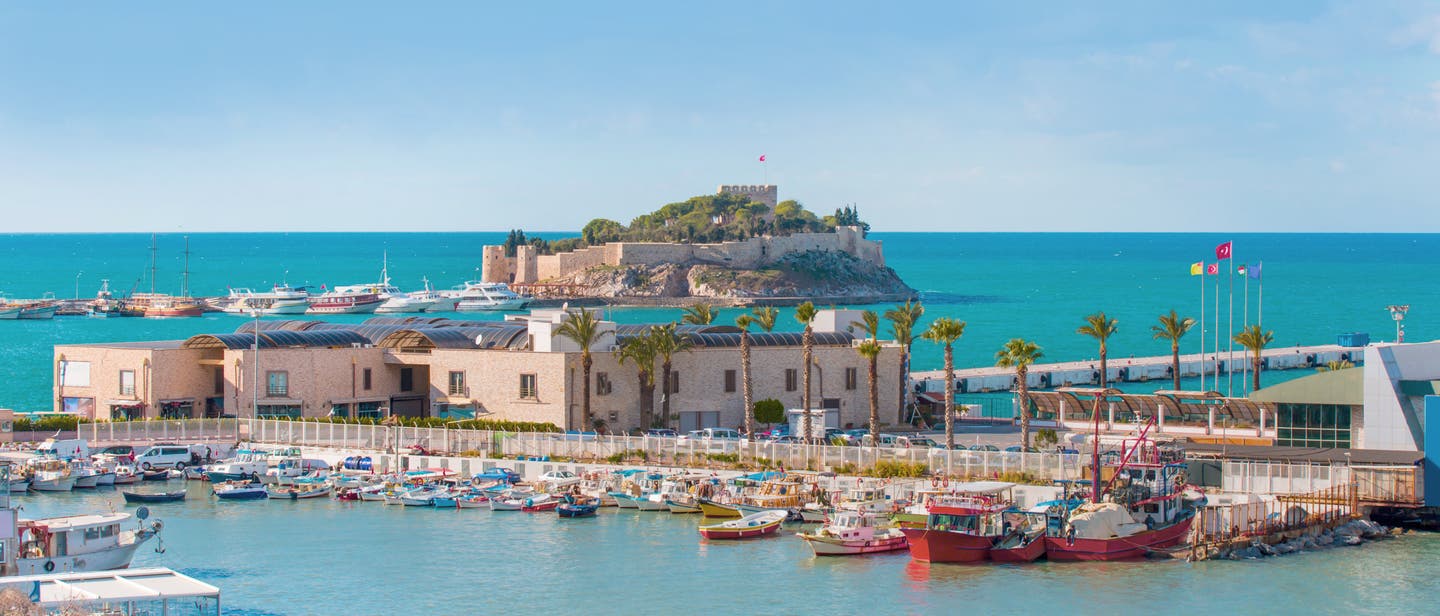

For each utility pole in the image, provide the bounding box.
[1387,305,1410,343]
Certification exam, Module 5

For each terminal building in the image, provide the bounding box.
[51,309,902,434]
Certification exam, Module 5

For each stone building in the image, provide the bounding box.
[52,309,903,433]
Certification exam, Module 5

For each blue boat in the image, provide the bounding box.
[213,483,268,500]
[557,502,598,518]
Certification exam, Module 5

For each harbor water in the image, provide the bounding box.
[14,483,1440,615]
[4,232,1439,410]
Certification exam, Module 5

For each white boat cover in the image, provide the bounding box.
[1066,503,1149,539]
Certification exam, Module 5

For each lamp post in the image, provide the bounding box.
[251,310,261,420]
[1387,305,1409,343]
[74,271,83,299]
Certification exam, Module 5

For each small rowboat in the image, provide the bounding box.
[141,470,171,481]
[213,483,268,500]
[697,498,741,518]
[557,502,599,518]
[122,490,186,504]
[699,510,786,540]
[456,493,490,509]
[267,484,332,500]
[521,495,559,512]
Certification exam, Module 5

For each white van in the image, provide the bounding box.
[34,438,90,460]
[135,445,194,470]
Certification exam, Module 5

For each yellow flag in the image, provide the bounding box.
[1189,261,1203,276]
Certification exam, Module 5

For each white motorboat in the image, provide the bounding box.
[206,449,271,482]
[111,465,141,485]
[222,285,311,315]
[797,510,909,556]
[16,512,162,575]
[447,281,529,311]
[408,277,458,312]
[329,255,436,314]
[28,460,75,492]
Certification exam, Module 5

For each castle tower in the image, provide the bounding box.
[480,245,513,283]
[718,184,778,210]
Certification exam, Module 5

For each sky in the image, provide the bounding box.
[1,1,1437,233]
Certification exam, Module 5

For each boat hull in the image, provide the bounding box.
[1043,516,1194,561]
[214,488,268,500]
[698,499,741,518]
[989,535,1047,563]
[803,533,910,556]
[666,499,702,514]
[73,474,100,489]
[17,539,147,575]
[699,519,783,540]
[901,528,997,563]
[636,497,668,511]
[558,503,599,518]
[31,477,76,492]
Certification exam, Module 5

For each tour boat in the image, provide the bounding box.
[408,277,458,312]
[325,256,436,314]
[222,285,311,315]
[213,482,268,500]
[16,512,162,575]
[798,511,909,556]
[17,299,60,320]
[449,281,529,311]
[698,510,787,540]
[130,293,205,318]
[901,481,1018,563]
[122,490,186,504]
[306,290,383,314]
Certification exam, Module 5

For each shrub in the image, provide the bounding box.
[867,460,929,478]
[14,415,90,432]
[753,399,785,425]
[1034,428,1059,449]
[832,462,858,475]
[706,453,739,464]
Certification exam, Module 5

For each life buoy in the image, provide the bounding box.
[931,477,939,488]
[942,477,950,488]
[43,560,55,572]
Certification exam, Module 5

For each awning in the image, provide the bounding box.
[257,398,304,406]
[158,398,195,405]
[105,400,144,408]
[432,397,476,405]
[328,397,389,405]
[917,392,946,405]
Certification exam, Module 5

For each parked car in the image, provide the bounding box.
[92,445,135,462]
[1004,446,1041,453]
[908,437,942,449]
[771,435,804,444]
[678,428,742,452]
[134,445,195,470]
[823,428,851,445]
[969,444,999,452]
[644,428,677,438]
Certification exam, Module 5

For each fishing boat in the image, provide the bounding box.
[989,510,1048,563]
[206,449,270,482]
[449,281,529,311]
[521,494,559,512]
[699,510,787,540]
[901,481,1017,563]
[16,512,163,575]
[122,490,186,503]
[1041,392,1201,562]
[8,477,31,492]
[456,492,490,509]
[221,285,311,315]
[70,462,101,489]
[15,298,60,320]
[557,501,599,518]
[798,511,909,556]
[266,484,332,500]
[213,481,268,500]
[697,498,742,518]
[489,493,528,511]
[28,460,76,492]
[111,466,141,485]
[141,469,171,481]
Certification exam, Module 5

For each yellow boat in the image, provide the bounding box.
[698,498,741,518]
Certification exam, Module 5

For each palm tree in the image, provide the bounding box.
[736,314,757,441]
[996,338,1044,449]
[650,323,693,428]
[922,317,967,449]
[795,301,818,442]
[751,306,778,332]
[1077,311,1118,388]
[856,340,883,446]
[883,300,924,425]
[851,310,882,438]
[555,308,607,431]
[1149,310,1197,391]
[1233,325,1274,392]
[681,303,717,325]
[617,335,657,429]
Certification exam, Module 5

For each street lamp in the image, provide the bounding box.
[74,271,83,299]
[1387,305,1410,343]
[251,310,261,420]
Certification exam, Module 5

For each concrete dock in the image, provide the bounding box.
[913,344,1360,394]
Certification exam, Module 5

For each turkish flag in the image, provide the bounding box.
[758,155,766,162]
[1206,263,1219,275]
[1215,241,1232,260]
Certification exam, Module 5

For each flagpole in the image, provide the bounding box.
[1214,269,1220,397]
[1242,266,1250,395]
[1258,260,1263,327]
[1200,265,1206,393]
[1227,249,1234,398]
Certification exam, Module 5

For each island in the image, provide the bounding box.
[480,185,915,304]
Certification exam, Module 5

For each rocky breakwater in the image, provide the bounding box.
[1200,518,1397,561]
[547,249,915,305]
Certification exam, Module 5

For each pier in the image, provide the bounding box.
[913,344,1361,394]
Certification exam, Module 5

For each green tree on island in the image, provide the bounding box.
[555,308,607,431]
[996,338,1044,449]
[1077,311,1118,388]
[1151,309,1197,391]
[922,317,967,449]
[795,301,818,442]
[1233,325,1275,393]
[884,300,924,425]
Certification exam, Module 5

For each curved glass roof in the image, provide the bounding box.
[183,333,275,350]
[185,329,371,350]
[378,326,530,352]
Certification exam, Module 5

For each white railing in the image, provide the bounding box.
[84,419,240,444]
[240,419,1084,481]
[1221,460,1337,495]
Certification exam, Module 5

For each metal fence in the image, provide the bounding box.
[241,419,1085,481]
[83,419,240,444]
[1220,460,1420,505]
[1192,483,1358,553]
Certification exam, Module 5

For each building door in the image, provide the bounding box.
[679,411,720,432]
[390,396,428,418]
[204,397,224,418]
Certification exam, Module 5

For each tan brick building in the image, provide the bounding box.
[53,309,904,433]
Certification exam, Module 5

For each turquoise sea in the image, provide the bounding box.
[3,232,1437,410]
[16,485,1440,616]
[3,233,1440,614]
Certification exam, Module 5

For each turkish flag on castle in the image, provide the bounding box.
[759,154,766,162]
[1215,241,1233,260]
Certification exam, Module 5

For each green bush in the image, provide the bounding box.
[706,453,739,464]
[267,416,561,433]
[753,399,785,425]
[14,415,91,432]
[866,460,929,478]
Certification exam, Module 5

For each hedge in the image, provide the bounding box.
[269,416,562,433]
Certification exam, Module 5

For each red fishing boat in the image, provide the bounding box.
[1042,388,1200,562]
[901,481,1017,563]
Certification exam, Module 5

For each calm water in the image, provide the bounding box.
[3,232,1438,410]
[14,484,1440,615]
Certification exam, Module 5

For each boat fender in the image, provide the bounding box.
[43,560,55,572]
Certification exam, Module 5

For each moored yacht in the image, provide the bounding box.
[222,285,311,315]
[15,512,162,575]
[448,281,529,311]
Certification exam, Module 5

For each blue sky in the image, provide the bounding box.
[1,1,1437,232]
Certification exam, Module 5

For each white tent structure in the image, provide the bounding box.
[0,567,219,615]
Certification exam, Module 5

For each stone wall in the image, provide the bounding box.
[717,184,778,209]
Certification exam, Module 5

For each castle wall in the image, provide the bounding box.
[481,246,512,284]
[515,245,538,284]
[718,184,778,210]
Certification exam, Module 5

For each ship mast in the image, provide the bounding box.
[182,235,191,298]
[149,233,157,295]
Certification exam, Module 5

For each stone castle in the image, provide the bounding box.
[481,185,886,285]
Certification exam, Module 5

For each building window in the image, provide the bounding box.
[363,368,372,391]
[330,404,351,419]
[257,404,300,419]
[400,368,414,392]
[724,370,737,393]
[1275,403,1352,448]
[266,371,288,397]
[62,397,95,417]
[213,367,225,395]
[519,373,538,399]
[159,401,194,419]
[785,369,798,392]
[60,360,91,387]
[356,401,383,420]
[118,370,135,396]
[448,371,466,396]
[845,367,858,391]
[597,372,613,396]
